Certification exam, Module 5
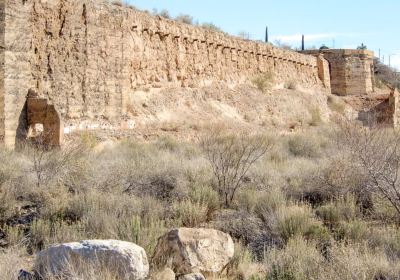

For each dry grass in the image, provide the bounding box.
[284,80,298,90]
[0,247,30,279]
[327,95,346,114]
[308,106,323,126]
[1,127,400,279]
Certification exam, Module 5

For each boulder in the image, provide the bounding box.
[153,228,234,274]
[34,240,149,280]
[178,272,206,280]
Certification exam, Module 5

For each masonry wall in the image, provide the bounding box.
[0,1,5,144]
[1,0,327,147]
[304,49,374,96]
[2,0,33,147]
[324,50,374,96]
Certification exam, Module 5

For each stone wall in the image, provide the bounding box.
[1,0,328,147]
[303,49,374,96]
[0,0,5,144]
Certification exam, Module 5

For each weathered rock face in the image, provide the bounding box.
[1,0,327,147]
[153,228,234,275]
[34,240,149,280]
[304,49,375,96]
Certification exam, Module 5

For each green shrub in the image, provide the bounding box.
[252,72,275,92]
[308,106,322,126]
[304,224,331,249]
[273,204,321,243]
[254,188,287,222]
[158,9,171,19]
[325,242,400,280]
[369,227,400,259]
[117,215,167,256]
[227,242,263,280]
[201,22,223,33]
[111,0,124,6]
[284,80,298,90]
[287,135,321,158]
[0,185,17,223]
[316,196,358,228]
[265,236,323,280]
[327,95,345,114]
[173,200,208,227]
[189,184,220,217]
[334,220,369,242]
[80,132,98,149]
[175,14,194,25]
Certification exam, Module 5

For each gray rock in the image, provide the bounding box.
[35,240,149,280]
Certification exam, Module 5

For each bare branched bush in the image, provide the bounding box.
[201,22,224,33]
[338,121,400,219]
[23,139,85,188]
[201,132,272,207]
[374,58,400,90]
[273,40,294,50]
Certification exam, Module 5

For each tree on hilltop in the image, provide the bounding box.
[357,43,367,50]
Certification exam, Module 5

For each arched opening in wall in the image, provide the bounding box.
[24,89,64,148]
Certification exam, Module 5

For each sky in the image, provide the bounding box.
[127,0,400,70]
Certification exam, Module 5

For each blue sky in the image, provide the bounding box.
[127,0,400,70]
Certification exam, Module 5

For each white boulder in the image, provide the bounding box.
[35,240,149,280]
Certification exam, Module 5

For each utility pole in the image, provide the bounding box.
[379,49,381,61]
[301,35,305,51]
[265,26,268,43]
